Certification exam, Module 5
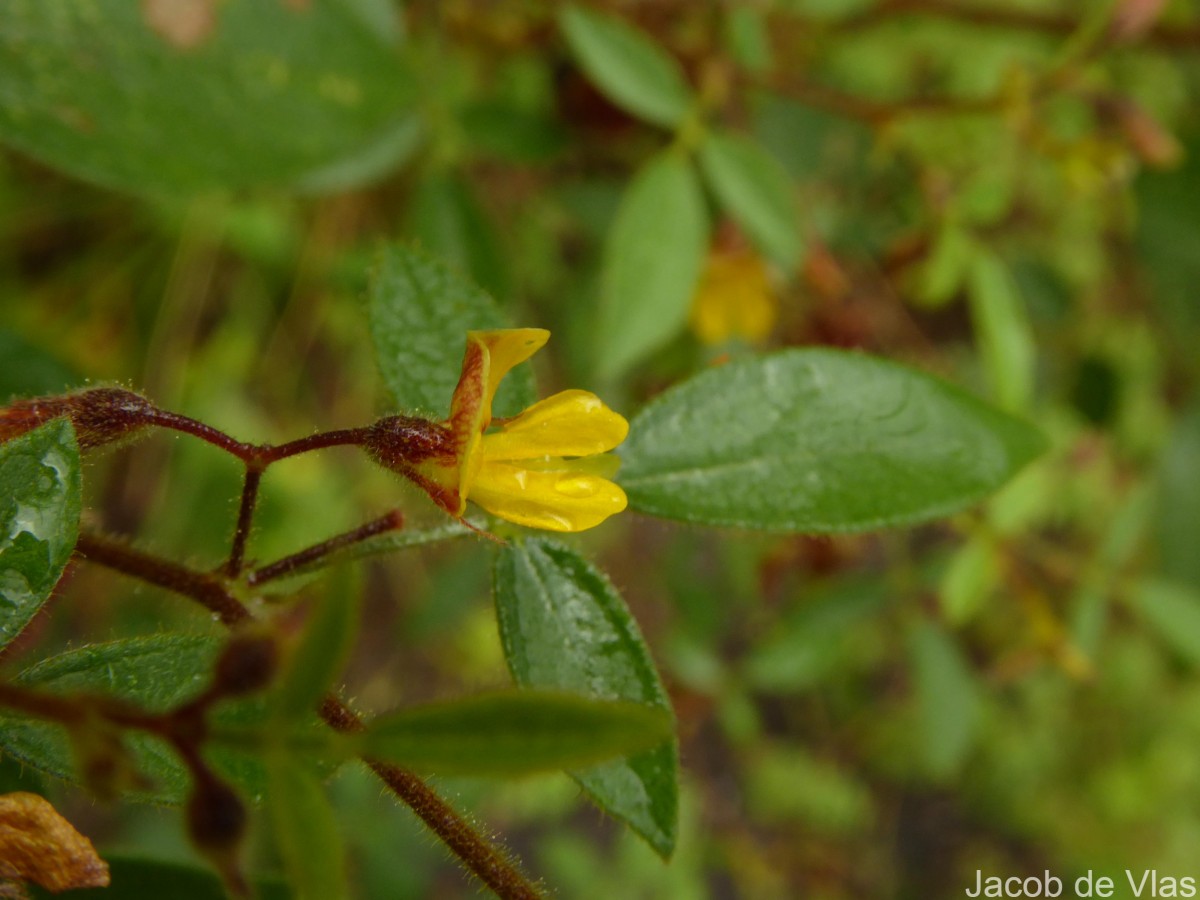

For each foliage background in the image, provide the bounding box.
[2,0,1200,897]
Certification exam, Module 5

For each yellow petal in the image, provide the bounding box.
[447,329,550,501]
[469,460,628,531]
[469,328,550,426]
[481,390,629,462]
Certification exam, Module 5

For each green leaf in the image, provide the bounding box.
[494,538,678,857]
[559,6,693,129]
[619,348,1046,532]
[0,635,326,803]
[407,173,511,302]
[699,131,801,270]
[724,7,772,73]
[1128,579,1200,667]
[273,568,360,721]
[908,620,981,778]
[362,690,671,776]
[595,154,708,381]
[0,419,81,650]
[268,755,349,900]
[368,244,534,418]
[26,855,291,900]
[967,252,1036,413]
[0,1,417,195]
[938,533,1001,625]
[914,222,972,308]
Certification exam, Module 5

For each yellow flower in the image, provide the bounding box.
[368,329,629,532]
[689,248,777,346]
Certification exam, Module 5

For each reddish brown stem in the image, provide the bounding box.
[144,408,259,462]
[72,529,541,900]
[224,466,264,577]
[144,409,370,466]
[262,428,372,462]
[75,533,251,627]
[247,510,405,586]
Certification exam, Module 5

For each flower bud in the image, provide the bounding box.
[362,414,454,470]
[0,387,154,449]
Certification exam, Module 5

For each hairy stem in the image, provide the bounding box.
[224,466,264,577]
[247,511,405,586]
[73,529,542,900]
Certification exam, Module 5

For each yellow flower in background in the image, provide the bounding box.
[689,248,778,346]
[371,329,628,532]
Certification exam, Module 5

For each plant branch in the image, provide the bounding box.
[72,529,542,900]
[224,466,264,577]
[247,510,405,586]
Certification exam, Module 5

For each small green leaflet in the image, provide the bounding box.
[699,130,801,270]
[595,153,708,381]
[559,6,694,129]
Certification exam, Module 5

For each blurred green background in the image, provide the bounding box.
[3,1,1200,897]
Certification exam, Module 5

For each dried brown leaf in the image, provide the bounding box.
[0,793,109,893]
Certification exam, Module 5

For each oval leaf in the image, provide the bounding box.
[494,538,678,858]
[619,348,1047,531]
[362,691,671,776]
[1,419,81,650]
[595,154,708,381]
[699,131,801,270]
[0,1,416,194]
[368,244,534,418]
[268,755,348,900]
[559,6,693,129]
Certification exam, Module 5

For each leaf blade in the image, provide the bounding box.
[268,755,349,900]
[362,691,671,776]
[967,252,1036,413]
[559,6,693,129]
[0,2,417,195]
[368,244,534,418]
[699,130,801,270]
[619,348,1047,532]
[494,538,679,857]
[595,154,708,380]
[0,419,81,650]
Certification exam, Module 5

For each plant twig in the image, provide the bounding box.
[247,511,406,586]
[72,529,542,900]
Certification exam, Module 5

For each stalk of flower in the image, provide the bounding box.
[365,329,629,532]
